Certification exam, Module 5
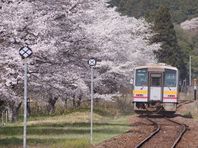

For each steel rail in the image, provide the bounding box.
[177,100,194,108]
[164,118,187,148]
[135,118,160,148]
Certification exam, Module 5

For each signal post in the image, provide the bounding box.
[193,79,197,100]
[19,46,33,148]
[88,58,97,144]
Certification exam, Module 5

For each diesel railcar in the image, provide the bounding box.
[133,63,179,113]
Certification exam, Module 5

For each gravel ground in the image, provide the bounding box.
[95,115,154,148]
[95,101,198,148]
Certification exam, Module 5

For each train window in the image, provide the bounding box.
[164,69,176,87]
[151,77,161,86]
[135,69,148,86]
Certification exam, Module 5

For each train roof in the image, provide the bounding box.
[135,63,178,71]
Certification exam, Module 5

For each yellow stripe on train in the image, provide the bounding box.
[163,90,177,95]
[133,90,148,95]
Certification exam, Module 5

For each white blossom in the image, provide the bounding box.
[0,0,160,106]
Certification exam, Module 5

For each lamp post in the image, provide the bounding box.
[88,58,97,144]
[19,46,33,148]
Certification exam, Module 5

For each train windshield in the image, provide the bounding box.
[164,69,177,87]
[135,69,148,86]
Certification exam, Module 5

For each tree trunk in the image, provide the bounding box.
[64,98,68,109]
[7,107,12,122]
[77,96,82,108]
[72,98,76,108]
[8,101,22,122]
[47,96,58,114]
[27,98,31,117]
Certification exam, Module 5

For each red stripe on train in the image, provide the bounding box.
[133,97,177,99]
[163,97,177,99]
[133,96,148,98]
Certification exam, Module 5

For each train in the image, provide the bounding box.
[132,63,179,113]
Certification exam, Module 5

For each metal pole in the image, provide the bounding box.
[194,89,197,100]
[5,110,7,123]
[2,112,3,125]
[90,66,93,144]
[23,61,28,148]
[189,56,192,86]
[194,79,197,100]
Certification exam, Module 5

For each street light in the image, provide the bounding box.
[19,46,33,148]
[88,58,97,144]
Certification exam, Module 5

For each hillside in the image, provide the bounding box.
[181,17,198,32]
[109,0,198,23]
[110,0,198,79]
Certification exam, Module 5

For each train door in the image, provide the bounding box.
[149,73,162,101]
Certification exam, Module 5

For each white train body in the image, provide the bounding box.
[133,63,179,113]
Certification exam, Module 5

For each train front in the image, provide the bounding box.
[132,64,178,113]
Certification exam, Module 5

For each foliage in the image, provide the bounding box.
[187,33,198,78]
[108,0,198,23]
[151,6,188,80]
[175,24,198,79]
[109,0,198,80]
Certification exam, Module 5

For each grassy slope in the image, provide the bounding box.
[0,111,131,148]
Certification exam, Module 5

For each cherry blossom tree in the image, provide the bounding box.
[0,0,160,120]
[0,0,91,119]
[83,0,160,99]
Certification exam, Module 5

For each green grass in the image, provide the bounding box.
[0,111,132,148]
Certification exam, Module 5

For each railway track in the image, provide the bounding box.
[135,116,188,148]
[177,100,194,109]
[165,118,187,148]
[135,117,160,148]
